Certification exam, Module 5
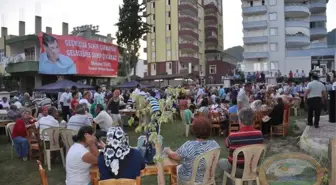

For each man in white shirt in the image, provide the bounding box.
[67,103,92,132]
[94,85,104,105]
[134,84,141,95]
[294,69,300,77]
[60,88,72,121]
[332,79,336,90]
[35,106,60,141]
[304,74,326,128]
[93,104,113,139]
[237,83,252,110]
[0,97,10,109]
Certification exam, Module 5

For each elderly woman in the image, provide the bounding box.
[262,98,285,135]
[98,127,145,180]
[164,117,220,184]
[11,109,35,161]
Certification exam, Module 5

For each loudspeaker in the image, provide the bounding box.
[329,90,336,123]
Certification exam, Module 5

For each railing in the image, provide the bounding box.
[205,13,217,16]
[179,27,198,33]
[180,54,199,58]
[310,27,327,35]
[310,15,327,22]
[179,40,198,46]
[242,5,267,14]
[311,42,327,48]
[179,0,197,8]
[243,36,268,43]
[179,14,198,21]
[285,20,310,27]
[206,25,217,28]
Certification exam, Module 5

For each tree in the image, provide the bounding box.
[129,89,179,185]
[116,0,151,80]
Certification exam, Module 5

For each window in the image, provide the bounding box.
[270,61,279,70]
[166,0,170,5]
[153,15,155,21]
[269,13,277,21]
[151,2,155,8]
[254,63,261,71]
[269,28,278,36]
[166,37,171,44]
[270,43,278,51]
[167,50,171,57]
[263,62,268,71]
[269,0,277,6]
[250,1,253,7]
[152,63,156,70]
[152,52,156,58]
[209,65,216,74]
[166,24,171,31]
[166,11,171,18]
[168,62,172,69]
[151,40,155,46]
[153,26,155,33]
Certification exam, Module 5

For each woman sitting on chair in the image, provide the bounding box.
[164,117,220,184]
[98,127,145,180]
[262,97,285,135]
[66,126,102,185]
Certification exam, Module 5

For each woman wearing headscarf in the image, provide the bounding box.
[98,127,145,180]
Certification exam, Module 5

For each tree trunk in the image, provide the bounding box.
[155,142,165,185]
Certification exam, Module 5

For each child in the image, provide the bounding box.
[184,104,196,125]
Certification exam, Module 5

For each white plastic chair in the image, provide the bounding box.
[41,128,65,171]
[60,128,77,154]
[291,97,301,116]
[222,144,266,185]
[179,148,221,185]
[5,122,16,159]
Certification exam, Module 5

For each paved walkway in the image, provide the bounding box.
[299,116,336,158]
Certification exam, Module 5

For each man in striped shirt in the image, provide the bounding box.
[218,107,264,178]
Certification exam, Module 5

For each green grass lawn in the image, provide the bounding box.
[0,113,325,185]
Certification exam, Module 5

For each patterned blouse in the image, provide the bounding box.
[176,140,220,183]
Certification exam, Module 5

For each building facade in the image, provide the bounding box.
[241,0,335,75]
[0,16,115,91]
[144,0,235,83]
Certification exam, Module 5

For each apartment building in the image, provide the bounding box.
[144,0,233,84]
[241,0,335,76]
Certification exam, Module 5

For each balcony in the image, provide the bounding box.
[204,3,218,12]
[243,51,269,59]
[179,28,199,39]
[179,55,199,65]
[205,37,218,44]
[310,1,327,13]
[285,20,309,28]
[242,6,267,15]
[143,48,147,53]
[205,26,218,34]
[310,27,327,38]
[179,14,198,27]
[310,42,327,48]
[310,15,327,22]
[179,1,198,14]
[243,20,267,30]
[204,13,217,21]
[179,41,199,52]
[286,35,310,48]
[243,36,268,45]
[285,5,310,18]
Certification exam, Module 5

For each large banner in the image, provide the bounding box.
[38,32,118,76]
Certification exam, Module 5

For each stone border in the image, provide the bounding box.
[259,152,327,185]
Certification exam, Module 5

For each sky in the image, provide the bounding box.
[0,0,335,59]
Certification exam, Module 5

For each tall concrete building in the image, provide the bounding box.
[241,0,335,75]
[144,0,233,84]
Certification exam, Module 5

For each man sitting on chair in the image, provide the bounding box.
[218,107,264,179]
